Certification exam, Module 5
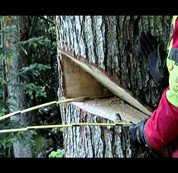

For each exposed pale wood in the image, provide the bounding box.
[72,96,149,124]
[60,50,152,116]
[61,54,112,98]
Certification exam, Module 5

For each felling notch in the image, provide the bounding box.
[59,50,151,123]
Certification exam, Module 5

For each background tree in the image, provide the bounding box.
[0,16,61,157]
[56,15,172,157]
[1,16,35,157]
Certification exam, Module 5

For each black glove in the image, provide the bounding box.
[128,118,148,154]
[129,118,163,158]
[139,31,169,86]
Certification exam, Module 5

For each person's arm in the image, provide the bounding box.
[129,86,178,158]
[146,17,178,150]
[129,16,178,158]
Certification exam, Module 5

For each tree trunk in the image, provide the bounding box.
[3,16,35,157]
[56,15,172,157]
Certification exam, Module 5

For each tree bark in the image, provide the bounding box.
[3,16,35,157]
[56,15,172,157]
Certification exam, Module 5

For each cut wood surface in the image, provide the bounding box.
[60,50,152,116]
[72,96,150,124]
[61,52,112,98]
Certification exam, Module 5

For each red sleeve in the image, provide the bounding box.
[145,87,178,150]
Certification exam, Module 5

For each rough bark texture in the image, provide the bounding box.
[56,16,172,158]
[4,16,35,157]
[62,103,129,158]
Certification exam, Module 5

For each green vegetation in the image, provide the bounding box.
[0,16,63,157]
[48,148,65,158]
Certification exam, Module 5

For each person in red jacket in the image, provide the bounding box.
[129,16,178,158]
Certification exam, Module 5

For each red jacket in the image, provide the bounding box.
[144,17,178,158]
[145,87,178,157]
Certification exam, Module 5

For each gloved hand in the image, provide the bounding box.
[129,118,163,157]
[128,118,148,155]
[139,31,169,86]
